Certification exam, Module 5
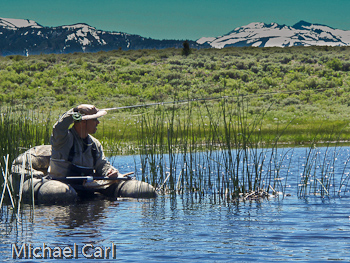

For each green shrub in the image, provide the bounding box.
[281,96,300,106]
[327,58,343,71]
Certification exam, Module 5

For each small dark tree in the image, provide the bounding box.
[182,40,191,56]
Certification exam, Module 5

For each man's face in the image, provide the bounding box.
[85,118,100,134]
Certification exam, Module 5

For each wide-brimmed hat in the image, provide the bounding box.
[81,109,107,120]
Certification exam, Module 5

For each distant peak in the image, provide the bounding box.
[293,20,313,29]
[243,22,266,29]
[0,17,42,29]
[61,23,95,30]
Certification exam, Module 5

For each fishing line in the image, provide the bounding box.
[100,86,341,112]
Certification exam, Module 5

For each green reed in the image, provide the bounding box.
[298,141,347,197]
[134,96,294,200]
[298,145,334,197]
[296,121,350,198]
[132,98,350,200]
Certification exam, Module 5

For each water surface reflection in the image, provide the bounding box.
[1,146,350,261]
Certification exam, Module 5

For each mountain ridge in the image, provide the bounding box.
[1,17,350,56]
[197,20,350,48]
[0,17,207,56]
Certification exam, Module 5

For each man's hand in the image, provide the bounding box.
[106,169,134,179]
[107,168,120,178]
[76,104,98,115]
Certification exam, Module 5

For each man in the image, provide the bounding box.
[20,104,156,204]
[49,104,120,180]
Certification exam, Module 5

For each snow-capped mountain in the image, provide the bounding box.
[197,21,350,48]
[0,17,207,56]
[1,18,350,56]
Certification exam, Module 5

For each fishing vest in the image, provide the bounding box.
[67,136,98,177]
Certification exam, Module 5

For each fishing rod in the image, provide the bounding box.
[101,86,341,112]
[59,176,131,182]
[100,96,227,112]
[54,172,135,182]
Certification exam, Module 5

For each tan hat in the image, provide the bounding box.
[81,109,107,120]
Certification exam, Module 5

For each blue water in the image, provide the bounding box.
[1,146,350,262]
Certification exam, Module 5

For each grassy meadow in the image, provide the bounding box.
[2,45,350,199]
[2,45,349,146]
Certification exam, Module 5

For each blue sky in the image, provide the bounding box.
[2,0,350,40]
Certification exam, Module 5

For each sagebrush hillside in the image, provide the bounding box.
[2,46,350,145]
[1,46,350,109]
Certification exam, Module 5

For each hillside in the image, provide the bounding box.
[1,46,349,106]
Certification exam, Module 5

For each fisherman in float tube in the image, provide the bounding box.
[46,104,156,200]
[49,104,121,181]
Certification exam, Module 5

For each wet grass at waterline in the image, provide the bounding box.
[0,154,35,224]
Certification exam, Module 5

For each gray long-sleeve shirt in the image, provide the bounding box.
[48,108,115,178]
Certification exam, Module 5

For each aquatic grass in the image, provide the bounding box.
[338,154,350,195]
[133,95,296,200]
[298,145,336,197]
[0,154,30,224]
[0,155,16,212]
[298,122,350,197]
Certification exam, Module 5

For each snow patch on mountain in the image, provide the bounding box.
[63,24,107,47]
[62,23,95,31]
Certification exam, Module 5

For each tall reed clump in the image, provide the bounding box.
[298,126,350,198]
[208,96,294,199]
[0,107,52,215]
[135,96,294,201]
[298,144,343,197]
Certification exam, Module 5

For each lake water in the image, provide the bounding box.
[1,146,350,262]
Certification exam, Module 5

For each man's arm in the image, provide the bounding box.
[51,104,99,148]
[50,108,75,149]
[92,139,120,178]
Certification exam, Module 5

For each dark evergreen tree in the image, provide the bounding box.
[182,40,191,56]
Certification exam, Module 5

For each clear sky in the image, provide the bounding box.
[2,0,350,40]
